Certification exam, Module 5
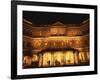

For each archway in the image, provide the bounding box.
[38,48,79,67]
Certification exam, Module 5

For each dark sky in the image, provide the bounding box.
[23,11,89,25]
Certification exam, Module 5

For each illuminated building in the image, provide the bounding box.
[23,19,89,68]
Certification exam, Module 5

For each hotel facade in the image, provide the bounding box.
[23,19,90,68]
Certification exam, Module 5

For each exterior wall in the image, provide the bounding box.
[23,34,89,51]
[23,20,89,37]
[23,19,89,68]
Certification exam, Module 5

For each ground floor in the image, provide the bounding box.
[23,48,89,68]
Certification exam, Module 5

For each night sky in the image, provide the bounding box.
[23,11,89,25]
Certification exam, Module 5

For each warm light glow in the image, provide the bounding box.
[65,51,74,64]
[23,20,89,68]
[53,51,64,66]
[79,52,86,62]
[23,56,32,65]
[32,54,38,62]
[43,52,52,67]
